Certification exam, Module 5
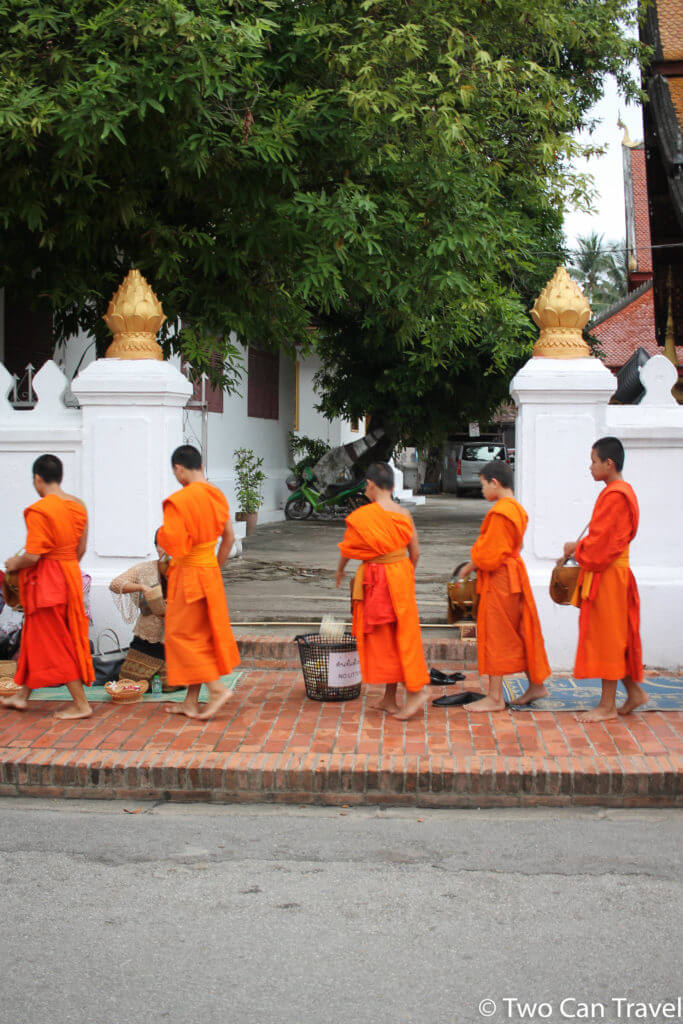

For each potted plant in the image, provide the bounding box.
[233,447,266,535]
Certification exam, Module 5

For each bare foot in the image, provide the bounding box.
[618,689,649,715]
[369,694,401,714]
[393,689,428,721]
[195,688,232,721]
[54,705,93,721]
[514,684,549,705]
[165,703,200,718]
[467,696,506,713]
[577,706,618,723]
[0,695,29,711]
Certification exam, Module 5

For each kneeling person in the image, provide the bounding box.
[1,454,94,719]
[458,461,550,712]
[157,445,240,720]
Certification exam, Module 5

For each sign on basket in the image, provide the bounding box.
[327,650,361,689]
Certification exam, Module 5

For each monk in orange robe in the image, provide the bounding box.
[157,444,240,720]
[457,460,550,712]
[336,461,429,720]
[1,454,94,719]
[563,436,645,722]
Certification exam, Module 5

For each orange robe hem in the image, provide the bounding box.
[158,481,240,686]
[573,481,643,682]
[471,498,550,686]
[339,503,429,692]
[15,495,94,689]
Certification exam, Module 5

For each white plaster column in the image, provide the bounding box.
[606,357,683,669]
[71,358,192,639]
[510,357,616,669]
[390,458,425,505]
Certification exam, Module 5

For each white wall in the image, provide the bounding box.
[189,351,364,521]
[0,357,193,643]
[0,361,83,557]
[184,350,294,522]
[295,353,364,449]
[511,354,683,671]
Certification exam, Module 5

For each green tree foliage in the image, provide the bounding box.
[570,232,629,318]
[0,0,642,441]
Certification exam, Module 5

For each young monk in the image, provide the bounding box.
[335,461,430,720]
[563,436,645,722]
[1,454,94,719]
[157,445,240,720]
[457,461,550,712]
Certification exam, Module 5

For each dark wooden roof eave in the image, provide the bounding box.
[647,75,683,176]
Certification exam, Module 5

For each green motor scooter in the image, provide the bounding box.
[284,466,369,520]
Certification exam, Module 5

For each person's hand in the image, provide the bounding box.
[563,542,577,559]
[4,557,20,573]
[457,561,475,580]
[335,567,345,589]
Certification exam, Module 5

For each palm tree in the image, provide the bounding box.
[570,233,628,316]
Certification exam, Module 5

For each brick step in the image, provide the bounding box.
[235,632,477,670]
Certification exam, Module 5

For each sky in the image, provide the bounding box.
[563,74,644,254]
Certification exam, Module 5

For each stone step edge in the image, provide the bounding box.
[0,750,678,808]
[236,634,477,668]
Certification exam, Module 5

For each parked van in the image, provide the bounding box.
[443,440,509,495]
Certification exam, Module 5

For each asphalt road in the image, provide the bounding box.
[0,801,680,1024]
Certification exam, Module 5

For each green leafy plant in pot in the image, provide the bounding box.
[233,448,266,535]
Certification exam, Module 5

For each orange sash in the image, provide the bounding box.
[172,541,217,569]
[571,549,630,606]
[351,548,408,601]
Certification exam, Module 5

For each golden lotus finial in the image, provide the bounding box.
[530,266,592,358]
[103,269,166,360]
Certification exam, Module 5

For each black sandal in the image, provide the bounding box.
[429,667,466,685]
[432,691,485,707]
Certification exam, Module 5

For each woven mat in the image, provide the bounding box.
[502,675,682,711]
[25,671,244,703]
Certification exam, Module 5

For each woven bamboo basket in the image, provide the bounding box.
[0,678,20,698]
[105,678,149,704]
[119,648,164,682]
[0,661,18,679]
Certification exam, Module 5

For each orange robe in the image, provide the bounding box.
[157,481,240,686]
[339,503,429,691]
[471,497,550,685]
[573,480,643,682]
[15,495,94,689]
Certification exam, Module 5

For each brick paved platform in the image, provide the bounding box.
[0,669,680,807]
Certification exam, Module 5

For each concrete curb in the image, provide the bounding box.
[0,748,679,808]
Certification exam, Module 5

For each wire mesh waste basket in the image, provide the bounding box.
[294,633,362,702]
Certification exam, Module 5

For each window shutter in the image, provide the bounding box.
[248,347,279,419]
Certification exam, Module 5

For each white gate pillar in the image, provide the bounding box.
[510,268,616,669]
[71,272,192,638]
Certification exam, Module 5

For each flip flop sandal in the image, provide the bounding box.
[432,691,486,707]
[429,668,466,685]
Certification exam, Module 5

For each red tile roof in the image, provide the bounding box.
[629,147,653,275]
[656,0,683,60]
[590,281,683,369]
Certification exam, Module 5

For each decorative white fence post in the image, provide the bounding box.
[0,360,83,557]
[511,268,683,671]
[71,271,192,638]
